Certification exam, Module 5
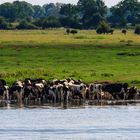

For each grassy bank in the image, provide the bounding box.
[0,29,140,86]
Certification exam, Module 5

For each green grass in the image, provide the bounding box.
[0,29,140,87]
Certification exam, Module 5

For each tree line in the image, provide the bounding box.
[0,0,140,32]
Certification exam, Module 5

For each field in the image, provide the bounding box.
[0,29,140,86]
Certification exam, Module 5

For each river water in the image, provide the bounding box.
[0,104,140,140]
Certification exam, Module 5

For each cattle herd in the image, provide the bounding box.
[0,78,140,104]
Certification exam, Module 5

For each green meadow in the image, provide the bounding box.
[0,29,140,86]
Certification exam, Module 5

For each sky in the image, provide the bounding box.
[0,0,122,7]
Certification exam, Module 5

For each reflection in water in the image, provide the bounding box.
[0,99,140,109]
[0,101,86,110]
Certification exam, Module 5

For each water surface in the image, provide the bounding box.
[0,104,140,140]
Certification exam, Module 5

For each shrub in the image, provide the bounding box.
[0,17,10,29]
[16,20,39,29]
[35,17,61,29]
[122,29,127,35]
[96,21,110,34]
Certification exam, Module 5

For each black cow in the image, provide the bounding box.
[102,83,128,100]
[107,29,114,35]
[0,79,6,86]
[0,79,9,100]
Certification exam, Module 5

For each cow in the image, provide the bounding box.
[23,78,46,103]
[23,84,32,103]
[44,84,56,103]
[88,84,103,101]
[54,84,64,102]
[70,29,78,35]
[0,79,9,101]
[127,87,139,100]
[67,82,86,101]
[107,29,114,35]
[102,83,128,100]
[9,80,24,102]
[63,84,72,102]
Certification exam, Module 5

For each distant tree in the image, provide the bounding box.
[13,1,35,20]
[43,3,62,17]
[110,0,140,27]
[33,5,45,18]
[0,2,16,21]
[78,0,107,28]
[96,21,110,34]
[60,4,80,28]
[134,25,140,34]
[60,4,77,17]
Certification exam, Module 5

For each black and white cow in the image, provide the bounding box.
[9,80,24,102]
[44,84,56,103]
[23,78,46,103]
[127,87,139,100]
[88,83,103,101]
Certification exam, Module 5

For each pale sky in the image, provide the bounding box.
[0,0,122,7]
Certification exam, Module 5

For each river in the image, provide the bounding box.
[0,104,140,140]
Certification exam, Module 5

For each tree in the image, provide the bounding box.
[0,2,16,21]
[33,5,45,18]
[110,0,140,27]
[60,4,77,17]
[13,1,34,20]
[96,21,110,34]
[0,1,35,21]
[134,25,140,34]
[43,3,62,17]
[77,0,107,28]
[60,4,80,28]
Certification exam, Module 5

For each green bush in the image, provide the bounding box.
[16,20,39,29]
[35,17,61,29]
[96,21,110,34]
[0,17,10,29]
